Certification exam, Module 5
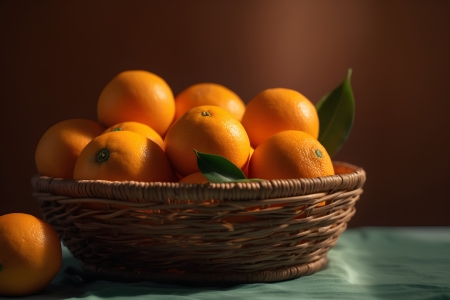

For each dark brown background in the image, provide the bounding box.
[1,0,449,227]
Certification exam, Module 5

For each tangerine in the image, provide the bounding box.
[178,172,210,184]
[73,131,177,182]
[97,70,175,137]
[104,121,164,150]
[164,105,251,177]
[0,213,62,296]
[35,118,105,179]
[241,88,319,147]
[248,130,334,180]
[242,146,254,178]
[174,83,246,121]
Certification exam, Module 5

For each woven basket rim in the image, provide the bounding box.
[33,161,365,284]
[31,161,365,203]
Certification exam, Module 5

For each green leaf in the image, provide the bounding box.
[316,68,355,157]
[195,149,247,183]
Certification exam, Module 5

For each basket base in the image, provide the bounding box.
[82,255,328,286]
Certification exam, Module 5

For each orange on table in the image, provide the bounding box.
[97,70,175,137]
[164,105,251,177]
[248,130,334,180]
[35,118,105,179]
[105,121,164,150]
[241,88,319,148]
[174,83,246,121]
[73,131,177,182]
[0,213,62,297]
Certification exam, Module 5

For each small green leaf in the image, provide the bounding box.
[316,68,355,157]
[195,149,247,183]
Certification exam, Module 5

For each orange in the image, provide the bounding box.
[97,70,175,137]
[178,172,210,184]
[73,131,177,182]
[164,105,251,177]
[243,146,254,178]
[104,121,164,150]
[174,83,246,121]
[248,130,334,180]
[241,88,319,148]
[35,118,105,179]
[0,213,62,296]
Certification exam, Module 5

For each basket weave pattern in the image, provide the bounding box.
[31,161,365,284]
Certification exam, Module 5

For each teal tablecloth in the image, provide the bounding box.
[10,227,450,300]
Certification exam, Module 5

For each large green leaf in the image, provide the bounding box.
[316,68,355,157]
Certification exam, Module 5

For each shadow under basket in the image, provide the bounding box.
[31,161,366,286]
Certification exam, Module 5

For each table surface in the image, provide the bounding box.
[8,227,450,300]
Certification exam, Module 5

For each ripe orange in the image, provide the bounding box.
[248,130,334,180]
[174,83,246,121]
[97,70,175,137]
[178,172,210,184]
[164,105,251,177]
[0,213,62,297]
[73,131,177,182]
[241,88,319,148]
[104,121,164,150]
[242,146,254,178]
[35,118,105,179]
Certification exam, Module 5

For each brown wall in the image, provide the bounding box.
[1,0,449,227]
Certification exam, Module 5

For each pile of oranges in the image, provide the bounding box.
[1,70,338,297]
[35,70,334,183]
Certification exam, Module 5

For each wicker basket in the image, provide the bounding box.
[31,161,365,286]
